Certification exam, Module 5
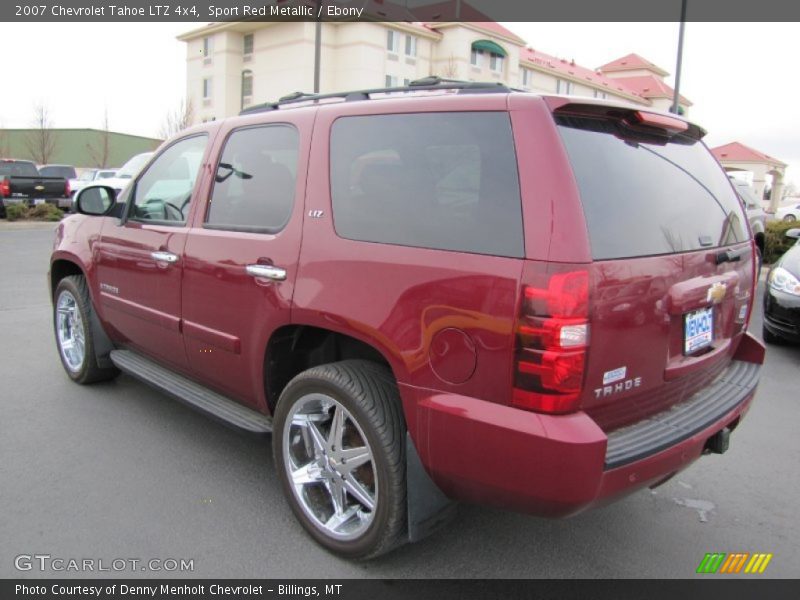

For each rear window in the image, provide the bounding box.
[0,161,39,177]
[39,166,76,179]
[330,112,524,258]
[557,118,748,260]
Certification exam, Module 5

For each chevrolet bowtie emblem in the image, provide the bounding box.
[707,282,727,304]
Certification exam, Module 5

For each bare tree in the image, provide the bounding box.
[159,98,194,139]
[0,121,8,157]
[87,108,111,168]
[25,102,57,164]
[782,181,798,199]
[439,53,459,79]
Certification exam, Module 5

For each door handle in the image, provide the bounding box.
[150,251,179,264]
[246,264,287,281]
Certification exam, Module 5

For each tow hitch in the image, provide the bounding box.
[705,427,731,454]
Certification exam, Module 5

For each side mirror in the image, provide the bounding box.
[785,228,800,240]
[75,186,116,216]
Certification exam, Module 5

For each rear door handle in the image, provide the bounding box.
[246,264,287,281]
[150,251,179,264]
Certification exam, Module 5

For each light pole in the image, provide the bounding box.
[671,0,687,114]
[313,1,322,93]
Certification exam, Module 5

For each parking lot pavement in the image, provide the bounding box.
[1,226,798,579]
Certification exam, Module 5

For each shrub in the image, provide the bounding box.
[5,203,28,221]
[26,203,64,222]
[764,220,800,264]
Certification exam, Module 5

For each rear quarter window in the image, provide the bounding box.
[557,117,748,260]
[330,112,524,258]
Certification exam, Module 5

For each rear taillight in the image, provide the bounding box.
[64,180,71,198]
[512,267,590,414]
[0,178,9,197]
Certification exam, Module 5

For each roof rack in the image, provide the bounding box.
[239,76,511,115]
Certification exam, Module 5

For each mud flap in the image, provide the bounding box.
[89,307,115,369]
[406,433,457,543]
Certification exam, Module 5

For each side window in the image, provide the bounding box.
[330,112,524,258]
[205,125,299,232]
[130,135,208,224]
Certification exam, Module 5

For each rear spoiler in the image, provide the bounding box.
[546,99,706,143]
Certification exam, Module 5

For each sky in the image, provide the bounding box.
[1,21,798,187]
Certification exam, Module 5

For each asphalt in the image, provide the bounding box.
[1,224,798,579]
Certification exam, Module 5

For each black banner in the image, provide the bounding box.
[3,0,800,23]
[3,579,800,600]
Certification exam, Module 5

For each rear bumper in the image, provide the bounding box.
[403,333,764,517]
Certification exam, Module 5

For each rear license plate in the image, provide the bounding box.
[684,307,714,354]
[33,198,45,205]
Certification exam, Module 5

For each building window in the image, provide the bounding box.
[203,36,213,58]
[241,70,253,110]
[470,48,483,67]
[243,33,254,56]
[385,75,400,87]
[387,30,400,53]
[405,35,417,57]
[489,53,504,72]
[521,68,533,88]
[404,78,411,86]
[593,89,607,99]
[557,79,572,95]
[203,77,212,99]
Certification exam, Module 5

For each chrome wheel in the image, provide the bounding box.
[56,290,85,373]
[282,393,377,541]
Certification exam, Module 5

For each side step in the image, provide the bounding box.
[110,349,272,435]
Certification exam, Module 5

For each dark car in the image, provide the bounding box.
[763,228,800,343]
[50,79,764,559]
[0,159,70,217]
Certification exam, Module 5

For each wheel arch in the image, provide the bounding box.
[264,324,399,414]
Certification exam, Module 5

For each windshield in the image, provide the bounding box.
[116,153,153,179]
[557,118,748,260]
[0,161,39,177]
[39,166,76,179]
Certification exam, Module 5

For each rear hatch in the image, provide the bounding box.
[554,105,755,432]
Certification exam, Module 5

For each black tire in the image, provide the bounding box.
[273,360,406,559]
[53,275,119,384]
[762,324,782,345]
[784,214,796,222]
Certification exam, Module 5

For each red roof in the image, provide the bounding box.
[599,53,669,76]
[607,75,692,106]
[520,47,646,101]
[711,142,787,167]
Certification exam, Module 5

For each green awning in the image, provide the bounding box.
[471,40,507,57]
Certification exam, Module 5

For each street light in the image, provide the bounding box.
[671,0,687,114]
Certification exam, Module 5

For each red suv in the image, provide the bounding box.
[50,79,764,559]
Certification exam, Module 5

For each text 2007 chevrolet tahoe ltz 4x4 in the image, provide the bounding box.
[49,80,764,559]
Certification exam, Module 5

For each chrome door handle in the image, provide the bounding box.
[150,251,178,263]
[246,264,287,281]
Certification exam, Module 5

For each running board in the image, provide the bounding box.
[109,349,272,435]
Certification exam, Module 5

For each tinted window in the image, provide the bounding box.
[131,135,207,224]
[40,166,76,179]
[330,112,524,257]
[557,120,747,259]
[206,125,298,232]
[0,161,39,177]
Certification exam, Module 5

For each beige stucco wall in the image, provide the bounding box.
[183,22,665,124]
